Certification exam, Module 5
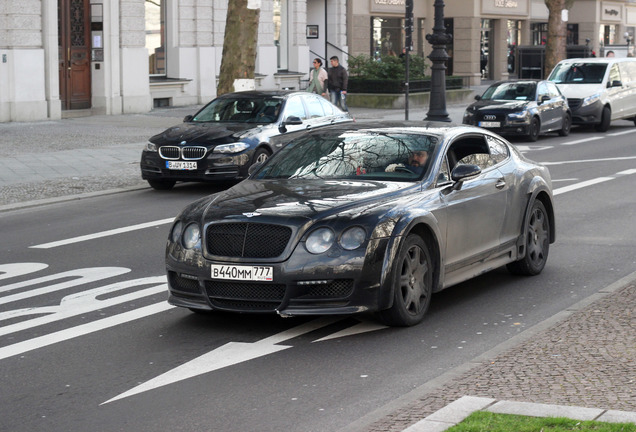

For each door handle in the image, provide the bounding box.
[496,179,506,189]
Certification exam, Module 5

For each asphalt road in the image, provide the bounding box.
[1,122,635,431]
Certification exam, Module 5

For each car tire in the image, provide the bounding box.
[595,106,611,132]
[558,112,571,136]
[378,234,433,327]
[148,179,176,190]
[526,117,540,142]
[252,148,271,166]
[507,200,550,276]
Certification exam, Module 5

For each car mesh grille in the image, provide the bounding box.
[205,281,285,311]
[168,271,201,294]
[567,98,582,110]
[206,223,292,258]
[159,146,207,160]
[295,280,354,299]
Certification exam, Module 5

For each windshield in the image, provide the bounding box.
[548,63,608,84]
[254,131,439,181]
[480,82,536,101]
[191,96,283,123]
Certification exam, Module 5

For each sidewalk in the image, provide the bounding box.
[1,87,635,431]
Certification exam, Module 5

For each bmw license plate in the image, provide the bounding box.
[479,121,500,128]
[167,161,197,170]
[211,265,273,281]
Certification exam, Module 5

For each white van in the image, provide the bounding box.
[547,57,636,131]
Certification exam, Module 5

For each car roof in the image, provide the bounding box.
[556,57,636,64]
[293,120,481,137]
[217,90,307,99]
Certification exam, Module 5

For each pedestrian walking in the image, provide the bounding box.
[328,56,349,111]
[306,58,328,97]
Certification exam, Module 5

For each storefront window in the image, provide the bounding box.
[507,20,521,74]
[531,23,548,45]
[372,17,403,58]
[146,0,165,76]
[600,24,617,46]
[567,24,578,45]
[274,0,288,70]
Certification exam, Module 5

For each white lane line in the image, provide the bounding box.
[0,301,174,361]
[562,136,604,146]
[543,155,636,165]
[30,217,174,249]
[608,129,636,136]
[553,177,615,196]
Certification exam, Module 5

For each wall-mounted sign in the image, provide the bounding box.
[601,2,622,21]
[370,0,405,14]
[482,0,528,16]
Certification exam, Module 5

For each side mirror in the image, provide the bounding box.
[450,164,481,190]
[474,95,482,101]
[183,115,194,122]
[539,95,550,104]
[610,80,623,88]
[283,116,303,126]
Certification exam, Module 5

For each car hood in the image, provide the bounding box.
[553,83,602,99]
[200,179,416,224]
[150,122,273,145]
[469,100,531,112]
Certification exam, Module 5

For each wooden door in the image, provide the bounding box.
[58,0,91,110]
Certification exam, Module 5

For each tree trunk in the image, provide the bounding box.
[217,0,260,96]
[544,0,574,78]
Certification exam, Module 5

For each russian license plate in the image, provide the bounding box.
[167,161,197,170]
[479,121,500,128]
[211,265,273,281]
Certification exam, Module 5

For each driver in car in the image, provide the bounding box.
[385,150,429,174]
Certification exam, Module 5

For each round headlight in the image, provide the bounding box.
[183,223,201,249]
[171,221,183,244]
[339,227,366,250]
[305,227,335,254]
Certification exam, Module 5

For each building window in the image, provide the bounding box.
[531,22,548,45]
[274,0,288,70]
[372,17,403,58]
[567,24,578,45]
[146,0,165,76]
[600,24,617,46]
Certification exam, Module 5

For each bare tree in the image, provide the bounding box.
[544,0,575,77]
[217,0,260,96]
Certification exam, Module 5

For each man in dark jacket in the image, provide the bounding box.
[328,56,348,111]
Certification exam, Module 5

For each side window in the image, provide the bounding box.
[305,96,325,118]
[537,82,549,100]
[609,63,621,85]
[485,135,510,164]
[547,82,560,98]
[448,136,493,172]
[283,96,307,120]
[318,97,335,116]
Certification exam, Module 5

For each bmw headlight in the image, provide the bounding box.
[170,221,183,243]
[339,227,366,250]
[581,93,601,108]
[306,228,335,254]
[145,142,157,152]
[213,142,250,154]
[183,223,201,249]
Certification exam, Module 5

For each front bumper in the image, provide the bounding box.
[165,237,390,316]
[140,151,251,182]
[568,99,603,125]
[463,117,532,136]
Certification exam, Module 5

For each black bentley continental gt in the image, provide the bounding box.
[140,90,352,190]
[165,121,555,326]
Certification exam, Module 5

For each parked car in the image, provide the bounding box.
[165,121,555,327]
[463,80,571,141]
[140,90,353,190]
[547,57,636,131]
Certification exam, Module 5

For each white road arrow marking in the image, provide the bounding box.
[0,263,48,281]
[102,316,388,405]
[313,320,388,342]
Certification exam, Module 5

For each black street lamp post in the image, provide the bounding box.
[425,0,452,122]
